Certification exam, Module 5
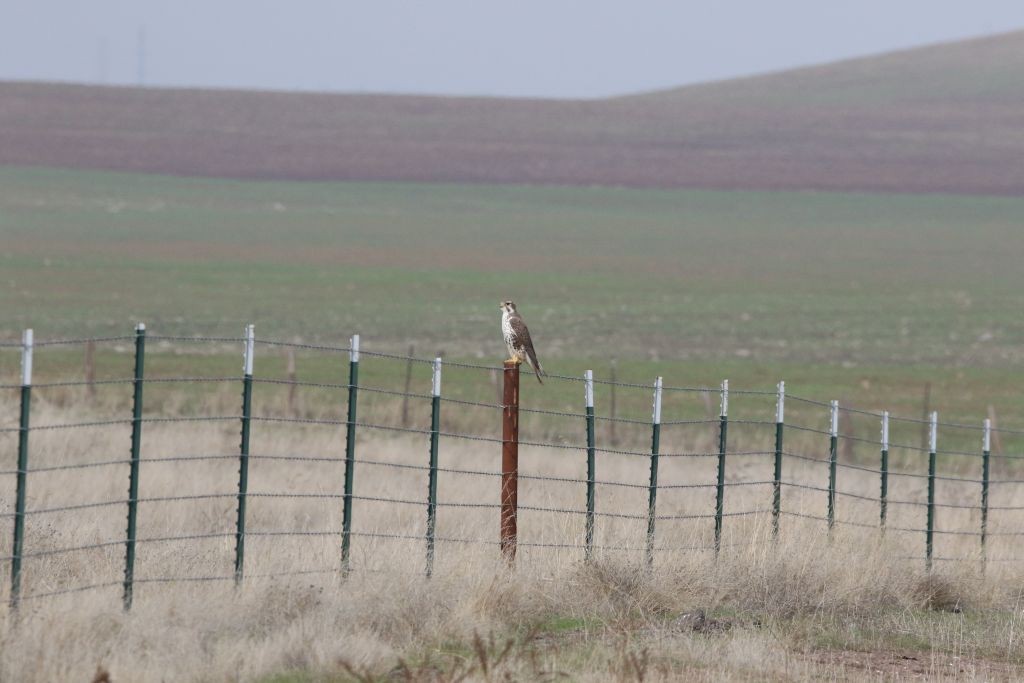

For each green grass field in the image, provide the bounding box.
[3,165,1024,429]
[4,166,1024,682]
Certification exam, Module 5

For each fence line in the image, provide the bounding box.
[2,326,1024,612]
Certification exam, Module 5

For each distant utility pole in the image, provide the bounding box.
[137,26,147,86]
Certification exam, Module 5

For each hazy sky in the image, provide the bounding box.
[4,1,1024,98]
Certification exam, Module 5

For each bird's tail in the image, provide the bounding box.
[527,351,545,385]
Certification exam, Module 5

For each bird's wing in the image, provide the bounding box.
[511,316,544,384]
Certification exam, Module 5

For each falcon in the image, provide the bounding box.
[500,300,546,384]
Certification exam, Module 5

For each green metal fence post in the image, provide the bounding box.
[926,411,937,570]
[234,324,254,585]
[584,370,596,561]
[10,329,33,610]
[772,381,784,536]
[425,357,441,578]
[981,418,991,567]
[123,323,146,610]
[714,380,729,553]
[880,411,889,529]
[827,400,838,531]
[645,377,662,567]
[341,334,360,575]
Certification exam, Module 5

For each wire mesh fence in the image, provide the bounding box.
[1,326,1022,613]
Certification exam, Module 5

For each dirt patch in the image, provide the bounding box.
[804,649,1022,681]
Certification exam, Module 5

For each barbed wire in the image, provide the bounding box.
[982,557,1024,563]
[136,532,236,545]
[36,336,135,347]
[29,378,135,389]
[14,569,344,602]
[986,452,1024,461]
[0,415,242,434]
[254,338,350,353]
[5,538,125,561]
[655,508,767,522]
[778,480,988,510]
[9,334,1024,610]
[18,581,123,602]
[144,377,239,384]
[785,395,833,409]
[0,418,132,433]
[5,332,1024,432]
[24,458,131,474]
[780,451,986,483]
[1,493,241,518]
[146,335,245,344]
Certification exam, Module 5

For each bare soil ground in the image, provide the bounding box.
[3,31,1024,195]
[803,649,1021,681]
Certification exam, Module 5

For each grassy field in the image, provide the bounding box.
[4,166,1024,680]
[3,166,1024,429]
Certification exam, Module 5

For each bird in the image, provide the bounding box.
[500,300,545,384]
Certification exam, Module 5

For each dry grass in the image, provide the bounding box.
[1,402,1023,681]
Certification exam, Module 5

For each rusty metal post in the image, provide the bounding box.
[501,360,520,565]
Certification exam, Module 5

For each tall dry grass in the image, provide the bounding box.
[0,398,1023,681]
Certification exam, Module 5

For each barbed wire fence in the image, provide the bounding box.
[1,325,1023,613]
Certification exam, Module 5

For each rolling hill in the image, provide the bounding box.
[1,30,1023,194]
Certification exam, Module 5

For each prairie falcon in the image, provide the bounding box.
[500,300,545,384]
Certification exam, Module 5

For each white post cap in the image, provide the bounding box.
[243,324,255,376]
[830,400,839,437]
[881,411,890,451]
[652,377,663,425]
[929,411,938,453]
[983,418,991,453]
[584,370,594,408]
[21,329,33,387]
[720,379,729,418]
[775,381,785,424]
[350,334,360,363]
[432,357,442,397]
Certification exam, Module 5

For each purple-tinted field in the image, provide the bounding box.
[2,31,1023,195]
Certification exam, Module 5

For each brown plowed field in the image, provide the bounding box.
[2,30,1024,194]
